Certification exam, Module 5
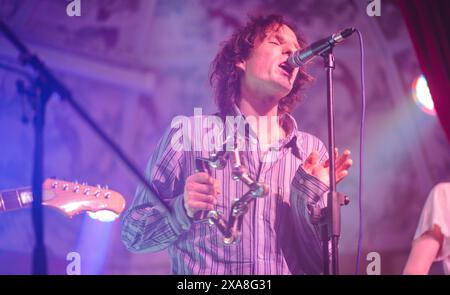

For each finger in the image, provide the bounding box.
[304,151,319,170]
[306,151,319,164]
[336,170,348,183]
[185,199,215,212]
[185,182,215,195]
[336,159,353,174]
[336,149,351,168]
[323,148,339,168]
[213,179,221,195]
[187,192,217,205]
[323,156,353,171]
[188,172,215,185]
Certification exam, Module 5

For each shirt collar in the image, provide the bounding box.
[224,104,299,150]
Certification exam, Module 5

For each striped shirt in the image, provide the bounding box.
[121,106,329,274]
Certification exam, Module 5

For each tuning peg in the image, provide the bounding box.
[62,183,69,191]
[51,181,58,189]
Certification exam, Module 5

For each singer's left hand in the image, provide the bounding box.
[302,148,352,187]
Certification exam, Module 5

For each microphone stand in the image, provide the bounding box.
[320,49,349,275]
[0,20,171,275]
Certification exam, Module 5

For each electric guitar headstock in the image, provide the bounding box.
[0,178,126,220]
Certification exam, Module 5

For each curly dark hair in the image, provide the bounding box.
[210,14,312,116]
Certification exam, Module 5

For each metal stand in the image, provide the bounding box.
[31,76,50,275]
[320,50,350,275]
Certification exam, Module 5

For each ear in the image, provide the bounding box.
[235,60,246,71]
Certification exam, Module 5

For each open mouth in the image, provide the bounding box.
[279,62,294,77]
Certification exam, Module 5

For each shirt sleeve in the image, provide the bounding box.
[413,182,450,262]
[121,124,192,253]
[289,134,329,274]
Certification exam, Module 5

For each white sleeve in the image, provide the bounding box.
[413,182,450,262]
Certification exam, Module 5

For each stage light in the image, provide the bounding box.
[412,74,436,116]
[87,210,119,222]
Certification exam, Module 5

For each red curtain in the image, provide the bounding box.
[398,0,450,142]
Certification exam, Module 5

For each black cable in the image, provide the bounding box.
[355,29,366,275]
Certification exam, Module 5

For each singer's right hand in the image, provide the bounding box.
[184,172,221,218]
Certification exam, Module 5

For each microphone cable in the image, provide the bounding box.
[354,29,366,275]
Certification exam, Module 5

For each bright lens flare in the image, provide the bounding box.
[412,74,436,116]
[87,210,119,222]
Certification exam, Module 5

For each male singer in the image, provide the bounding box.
[121,14,352,274]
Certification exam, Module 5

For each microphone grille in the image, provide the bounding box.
[287,53,305,68]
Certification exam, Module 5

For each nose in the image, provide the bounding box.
[283,45,296,57]
[283,47,293,56]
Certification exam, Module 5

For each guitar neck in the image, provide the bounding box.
[0,187,34,212]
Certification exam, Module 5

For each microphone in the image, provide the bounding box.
[288,28,356,67]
